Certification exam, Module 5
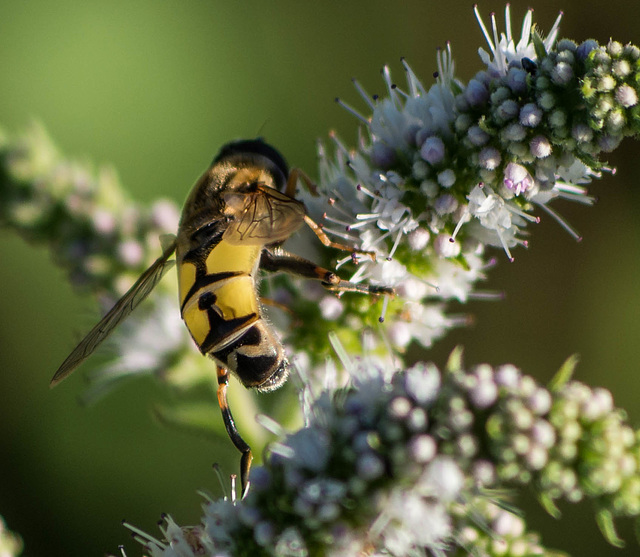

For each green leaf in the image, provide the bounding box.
[532,28,548,61]
[595,508,625,548]
[445,345,464,374]
[538,492,562,519]
[481,488,523,517]
[548,354,580,392]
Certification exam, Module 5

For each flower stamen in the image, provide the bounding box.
[535,202,583,242]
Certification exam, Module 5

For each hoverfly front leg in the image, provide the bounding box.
[285,168,319,198]
[286,168,376,262]
[303,214,377,262]
[216,366,253,497]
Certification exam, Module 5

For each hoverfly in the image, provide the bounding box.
[50,139,392,494]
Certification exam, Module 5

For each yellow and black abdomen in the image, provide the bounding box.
[177,231,289,392]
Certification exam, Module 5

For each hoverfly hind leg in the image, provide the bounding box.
[216,367,253,498]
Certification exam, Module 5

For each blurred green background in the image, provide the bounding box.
[0,1,638,555]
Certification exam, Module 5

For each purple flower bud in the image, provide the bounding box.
[607,40,623,57]
[598,134,622,152]
[615,84,638,107]
[496,99,520,121]
[502,122,526,142]
[420,136,446,165]
[371,141,397,168]
[434,194,458,215]
[572,123,593,143]
[530,135,552,158]
[598,75,616,92]
[576,39,599,61]
[437,169,456,188]
[506,67,528,94]
[519,103,543,127]
[465,78,489,107]
[557,39,577,53]
[612,59,632,78]
[467,125,490,146]
[478,146,501,170]
[403,124,422,147]
[407,227,430,251]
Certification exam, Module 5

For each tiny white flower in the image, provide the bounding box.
[388,320,412,348]
[405,362,441,405]
[434,233,460,257]
[420,456,464,502]
[319,295,344,320]
[150,198,180,231]
[407,227,430,250]
[475,5,562,76]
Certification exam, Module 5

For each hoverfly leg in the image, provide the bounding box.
[260,248,395,297]
[323,279,395,297]
[216,366,253,498]
[302,215,377,262]
[285,168,375,261]
[261,247,339,283]
[286,168,319,197]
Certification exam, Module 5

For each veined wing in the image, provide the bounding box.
[50,237,178,387]
[222,185,306,246]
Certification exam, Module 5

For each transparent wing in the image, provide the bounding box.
[50,237,178,387]
[222,185,306,246]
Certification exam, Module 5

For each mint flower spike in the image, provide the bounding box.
[129,351,640,556]
[276,5,640,366]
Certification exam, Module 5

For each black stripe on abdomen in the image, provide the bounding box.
[180,271,244,314]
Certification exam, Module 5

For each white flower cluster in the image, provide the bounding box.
[129,358,466,557]
[299,6,605,357]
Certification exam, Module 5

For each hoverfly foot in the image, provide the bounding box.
[323,271,340,285]
[351,249,376,263]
